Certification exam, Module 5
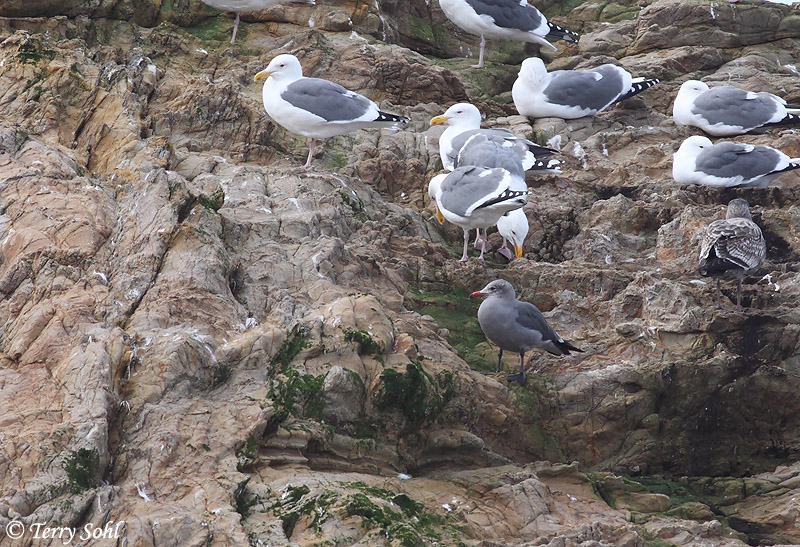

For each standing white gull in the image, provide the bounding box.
[254,54,409,168]
[698,199,766,313]
[430,103,559,171]
[496,208,529,260]
[470,279,582,385]
[452,138,536,252]
[438,0,578,69]
[430,163,527,262]
[513,57,659,119]
[673,136,800,188]
[673,80,800,136]
[201,0,315,45]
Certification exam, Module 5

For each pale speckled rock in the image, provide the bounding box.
[3,1,800,546]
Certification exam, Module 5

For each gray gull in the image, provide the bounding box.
[673,80,800,136]
[673,136,800,188]
[255,54,409,168]
[698,198,766,313]
[470,279,582,385]
[513,57,659,119]
[438,0,578,68]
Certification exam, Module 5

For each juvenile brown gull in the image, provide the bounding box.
[698,198,766,312]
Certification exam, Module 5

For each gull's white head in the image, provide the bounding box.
[254,54,303,83]
[428,173,447,223]
[677,80,710,99]
[518,57,549,90]
[676,135,713,157]
[496,209,529,258]
[673,80,710,124]
[673,135,712,183]
[430,103,481,128]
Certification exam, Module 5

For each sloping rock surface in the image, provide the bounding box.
[1,0,800,545]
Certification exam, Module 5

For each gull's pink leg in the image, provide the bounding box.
[460,229,470,262]
[230,13,240,45]
[303,138,317,168]
[471,35,486,69]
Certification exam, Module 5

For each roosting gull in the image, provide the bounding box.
[496,208,529,260]
[673,136,800,188]
[470,279,582,385]
[437,0,578,68]
[254,54,408,168]
[430,103,559,171]
[673,80,800,136]
[513,57,659,119]
[429,162,527,262]
[201,0,315,44]
[698,198,766,313]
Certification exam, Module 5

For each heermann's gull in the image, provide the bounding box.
[673,80,800,136]
[698,198,766,312]
[513,57,659,120]
[470,279,582,384]
[254,54,408,168]
[437,0,578,69]
[673,136,800,188]
[430,103,559,171]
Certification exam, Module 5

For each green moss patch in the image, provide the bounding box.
[268,368,326,425]
[197,188,225,212]
[337,190,367,221]
[271,324,310,371]
[63,448,100,493]
[407,286,494,372]
[343,328,382,356]
[184,16,241,43]
[374,360,455,430]
[272,485,334,538]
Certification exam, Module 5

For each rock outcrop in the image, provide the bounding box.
[1,0,800,545]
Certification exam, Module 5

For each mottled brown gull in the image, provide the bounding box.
[698,198,766,312]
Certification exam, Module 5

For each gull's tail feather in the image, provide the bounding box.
[546,22,579,44]
[524,157,561,173]
[613,78,659,104]
[375,111,410,124]
[764,112,800,129]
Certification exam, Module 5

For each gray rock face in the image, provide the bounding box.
[1,0,800,545]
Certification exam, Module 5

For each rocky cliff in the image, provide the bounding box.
[1,0,800,545]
